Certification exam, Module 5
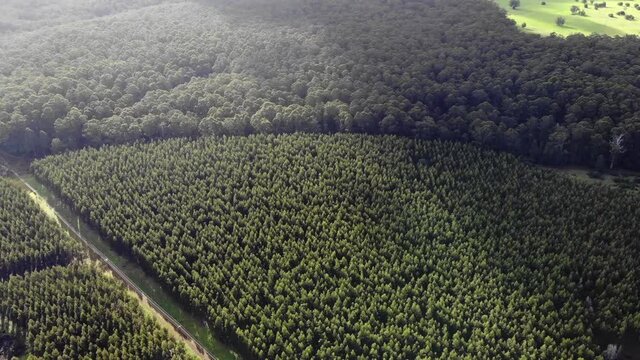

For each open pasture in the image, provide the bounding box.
[497,0,640,36]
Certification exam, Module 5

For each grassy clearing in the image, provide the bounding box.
[127,289,204,360]
[98,267,203,359]
[496,0,640,36]
[28,191,59,224]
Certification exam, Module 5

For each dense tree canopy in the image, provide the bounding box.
[0,0,176,34]
[0,178,79,277]
[0,264,195,360]
[33,134,640,359]
[1,0,640,169]
[0,179,194,359]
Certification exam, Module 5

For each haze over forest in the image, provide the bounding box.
[1,0,640,170]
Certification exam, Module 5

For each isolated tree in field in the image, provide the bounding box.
[510,0,521,9]
[609,133,626,169]
[556,16,566,25]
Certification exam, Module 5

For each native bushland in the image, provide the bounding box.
[33,134,640,358]
[0,179,193,359]
[0,178,79,278]
[1,0,640,169]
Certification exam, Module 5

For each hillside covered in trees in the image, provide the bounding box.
[33,134,640,359]
[4,0,640,358]
[0,178,194,359]
[1,0,640,169]
[0,0,175,34]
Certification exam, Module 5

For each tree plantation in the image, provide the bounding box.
[0,265,195,360]
[33,134,640,359]
[0,179,194,359]
[0,178,79,278]
[1,0,640,169]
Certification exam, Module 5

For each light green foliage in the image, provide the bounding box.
[0,264,195,360]
[0,178,79,277]
[0,179,195,359]
[33,134,640,359]
[497,0,640,35]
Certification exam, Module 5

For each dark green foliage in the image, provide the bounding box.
[33,134,640,359]
[0,178,79,278]
[587,170,604,179]
[0,331,24,358]
[0,0,174,34]
[612,177,638,190]
[1,0,640,169]
[0,264,195,360]
[595,154,607,171]
[612,177,626,183]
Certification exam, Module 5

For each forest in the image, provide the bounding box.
[0,264,195,359]
[4,0,640,358]
[33,134,640,359]
[0,178,194,359]
[0,179,79,278]
[1,0,640,169]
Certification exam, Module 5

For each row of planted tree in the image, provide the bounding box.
[32,134,640,359]
[0,178,194,359]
